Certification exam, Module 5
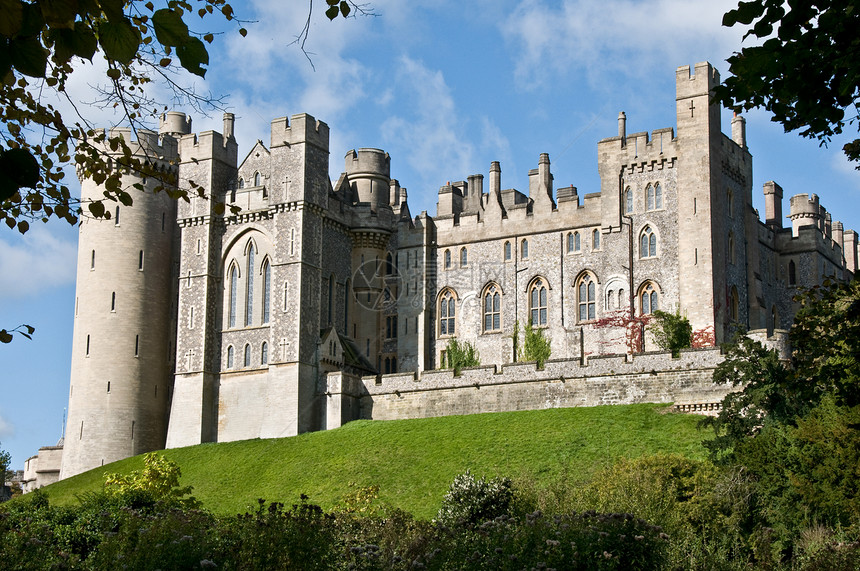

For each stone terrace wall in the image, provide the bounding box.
[359,347,730,421]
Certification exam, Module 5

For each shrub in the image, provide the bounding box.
[443,338,480,374]
[521,320,551,368]
[650,310,692,357]
[436,470,513,527]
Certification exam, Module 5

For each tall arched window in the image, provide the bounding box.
[573,232,581,252]
[727,189,734,218]
[577,274,596,321]
[460,247,468,267]
[229,264,238,328]
[521,239,529,259]
[227,346,234,369]
[254,172,261,186]
[504,241,511,260]
[245,243,255,326]
[640,226,657,258]
[439,290,456,336]
[238,178,244,189]
[386,253,393,274]
[530,278,548,326]
[654,182,662,209]
[788,260,796,285]
[261,342,268,365]
[483,284,501,332]
[343,279,350,333]
[444,249,451,269]
[771,305,779,331]
[728,232,735,264]
[262,260,271,324]
[243,344,251,367]
[625,187,633,213]
[640,282,658,315]
[646,184,654,211]
[567,232,574,253]
[592,229,600,250]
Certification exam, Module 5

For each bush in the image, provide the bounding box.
[436,470,513,527]
[521,320,551,368]
[649,310,692,357]
[443,338,480,374]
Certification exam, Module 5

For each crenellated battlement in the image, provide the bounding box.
[270,113,329,151]
[675,62,720,100]
[177,129,238,166]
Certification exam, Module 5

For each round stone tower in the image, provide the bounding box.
[60,116,190,479]
[345,148,391,211]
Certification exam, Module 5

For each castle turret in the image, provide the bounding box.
[61,127,181,479]
[789,193,821,236]
[344,148,391,213]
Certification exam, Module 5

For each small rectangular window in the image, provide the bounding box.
[138,250,144,270]
[114,206,120,225]
[162,212,165,231]
[91,249,95,270]
[189,306,194,329]
[107,381,111,393]
[134,334,139,357]
[110,292,116,312]
[131,420,135,440]
[86,334,90,356]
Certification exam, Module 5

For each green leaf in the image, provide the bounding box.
[176,36,208,77]
[88,200,105,217]
[99,18,141,65]
[48,21,98,63]
[0,148,40,200]
[10,35,48,77]
[38,0,78,29]
[325,5,338,20]
[0,0,24,37]
[340,1,350,17]
[152,8,189,48]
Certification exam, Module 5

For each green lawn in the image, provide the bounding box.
[40,404,709,519]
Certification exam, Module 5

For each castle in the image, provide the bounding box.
[22,62,858,488]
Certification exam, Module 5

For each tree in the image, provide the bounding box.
[0,0,359,236]
[649,309,692,357]
[0,442,10,488]
[714,0,860,166]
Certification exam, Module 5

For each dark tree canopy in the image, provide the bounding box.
[714,0,860,166]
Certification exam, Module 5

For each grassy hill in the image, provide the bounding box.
[41,403,710,519]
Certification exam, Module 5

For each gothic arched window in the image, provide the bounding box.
[646,184,654,211]
[245,242,255,326]
[243,344,251,367]
[228,264,238,328]
[640,282,658,315]
[254,172,261,186]
[439,290,456,336]
[789,260,796,285]
[262,259,271,324]
[460,247,468,267]
[625,187,633,213]
[504,241,511,260]
[483,283,501,332]
[444,249,451,269]
[573,232,581,252]
[261,342,268,365]
[227,346,234,369]
[592,229,600,250]
[654,182,662,209]
[567,232,575,253]
[521,239,529,259]
[529,278,548,326]
[577,274,596,321]
[640,226,657,258]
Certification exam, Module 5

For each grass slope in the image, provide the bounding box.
[42,404,708,519]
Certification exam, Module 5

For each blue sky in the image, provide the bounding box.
[2,0,858,469]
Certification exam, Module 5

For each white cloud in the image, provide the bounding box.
[0,413,13,440]
[501,0,743,90]
[0,227,77,299]
[381,57,472,189]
